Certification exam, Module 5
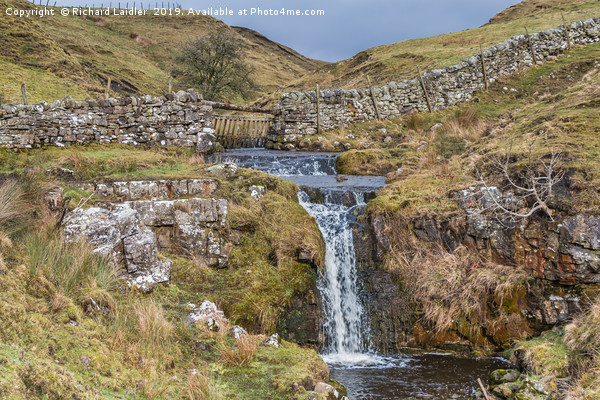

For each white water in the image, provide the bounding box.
[299,190,372,362]
[229,149,379,363]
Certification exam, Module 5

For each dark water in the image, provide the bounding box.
[328,353,511,400]
[220,149,511,400]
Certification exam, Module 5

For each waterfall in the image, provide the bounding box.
[227,149,383,361]
[299,190,370,359]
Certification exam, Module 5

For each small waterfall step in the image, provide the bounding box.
[221,149,386,192]
[224,149,386,363]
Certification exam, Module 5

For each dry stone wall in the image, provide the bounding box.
[0,90,216,152]
[269,18,600,146]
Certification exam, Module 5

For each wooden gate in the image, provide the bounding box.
[213,115,272,148]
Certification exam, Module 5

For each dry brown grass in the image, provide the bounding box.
[382,216,528,346]
[563,297,600,398]
[0,179,26,234]
[110,298,175,359]
[187,369,222,400]
[438,108,486,138]
[406,113,425,132]
[188,154,206,166]
[219,335,257,367]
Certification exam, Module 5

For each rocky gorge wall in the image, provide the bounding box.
[269,18,600,147]
[352,186,598,354]
[0,90,216,152]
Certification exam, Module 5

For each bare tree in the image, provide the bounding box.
[174,28,255,101]
[475,140,564,223]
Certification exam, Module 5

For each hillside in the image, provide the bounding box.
[294,32,600,398]
[283,0,600,91]
[0,0,326,104]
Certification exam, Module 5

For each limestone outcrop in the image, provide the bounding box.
[63,205,172,292]
[62,195,230,290]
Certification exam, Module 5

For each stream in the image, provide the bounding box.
[224,149,511,399]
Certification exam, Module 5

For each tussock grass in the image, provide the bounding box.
[563,298,600,398]
[110,297,175,358]
[226,193,324,333]
[382,216,529,349]
[512,331,570,378]
[187,369,222,400]
[26,229,119,303]
[336,149,402,175]
[219,335,258,367]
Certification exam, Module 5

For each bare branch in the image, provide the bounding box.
[473,143,564,223]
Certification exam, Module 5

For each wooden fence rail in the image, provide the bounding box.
[213,115,272,148]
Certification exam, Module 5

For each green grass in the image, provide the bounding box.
[0,0,325,104]
[510,331,571,378]
[0,143,333,399]
[315,42,600,216]
[284,0,600,91]
[0,167,329,399]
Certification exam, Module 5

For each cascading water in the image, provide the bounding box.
[225,149,512,399]
[298,191,370,360]
[226,149,381,360]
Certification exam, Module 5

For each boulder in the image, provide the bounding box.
[205,163,238,178]
[62,205,171,292]
[314,382,335,394]
[197,132,216,154]
[263,333,280,348]
[249,185,266,201]
[230,325,248,339]
[186,300,227,330]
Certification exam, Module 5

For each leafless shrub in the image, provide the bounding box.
[475,140,564,223]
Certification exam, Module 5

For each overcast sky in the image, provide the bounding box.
[54,0,522,62]
[208,0,521,61]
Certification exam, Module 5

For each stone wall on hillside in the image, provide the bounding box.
[269,18,600,147]
[0,90,216,153]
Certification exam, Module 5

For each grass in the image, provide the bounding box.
[282,0,600,92]
[382,226,531,351]
[511,331,571,378]
[26,229,119,302]
[219,335,258,367]
[336,148,403,175]
[0,166,335,399]
[0,0,325,104]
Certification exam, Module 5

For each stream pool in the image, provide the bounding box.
[223,149,512,399]
[326,353,511,399]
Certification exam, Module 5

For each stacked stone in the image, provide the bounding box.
[271,18,600,143]
[69,178,219,201]
[0,89,215,152]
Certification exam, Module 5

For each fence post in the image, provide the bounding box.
[168,79,172,94]
[367,75,383,121]
[480,44,488,90]
[316,84,321,134]
[20,83,28,105]
[416,66,432,113]
[105,77,111,99]
[562,12,572,49]
[525,27,538,64]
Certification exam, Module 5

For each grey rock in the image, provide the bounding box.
[263,333,280,348]
[249,185,266,200]
[205,163,238,178]
[186,300,227,330]
[62,205,172,292]
[314,382,335,394]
